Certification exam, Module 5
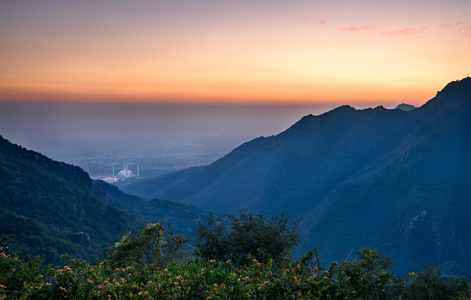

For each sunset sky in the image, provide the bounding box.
[1,0,470,105]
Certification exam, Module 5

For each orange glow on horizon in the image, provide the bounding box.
[0,79,435,107]
[1,1,470,106]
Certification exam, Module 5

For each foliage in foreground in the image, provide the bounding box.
[1,247,470,299]
[1,212,470,299]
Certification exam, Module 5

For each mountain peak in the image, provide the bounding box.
[328,104,356,113]
[440,76,471,93]
[395,103,416,111]
[422,76,471,110]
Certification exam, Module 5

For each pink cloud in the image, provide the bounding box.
[456,24,471,32]
[379,26,429,37]
[440,21,471,36]
[338,21,470,38]
[338,24,429,37]
[304,18,327,26]
[442,21,465,28]
[339,25,378,33]
[410,14,427,23]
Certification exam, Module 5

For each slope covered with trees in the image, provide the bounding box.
[0,136,205,265]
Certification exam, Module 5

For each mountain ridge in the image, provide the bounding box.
[123,77,471,276]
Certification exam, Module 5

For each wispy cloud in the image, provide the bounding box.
[455,24,471,36]
[338,24,429,37]
[379,27,429,37]
[456,25,470,32]
[442,22,464,28]
[460,26,471,37]
[441,21,471,37]
[337,21,471,38]
[339,25,378,33]
[304,18,327,26]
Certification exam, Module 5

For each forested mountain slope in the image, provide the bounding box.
[0,136,205,264]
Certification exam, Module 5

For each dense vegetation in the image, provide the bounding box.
[0,135,205,266]
[196,210,301,267]
[96,181,205,238]
[1,212,470,299]
[123,77,471,277]
[0,135,136,264]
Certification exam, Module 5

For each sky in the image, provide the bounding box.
[1,0,470,106]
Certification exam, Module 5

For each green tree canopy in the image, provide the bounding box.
[196,210,301,267]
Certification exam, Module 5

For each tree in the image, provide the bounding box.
[0,235,14,254]
[402,265,471,299]
[195,209,301,267]
[336,249,402,299]
[103,222,188,270]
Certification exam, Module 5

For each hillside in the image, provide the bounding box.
[0,136,205,264]
[96,180,206,237]
[123,77,471,276]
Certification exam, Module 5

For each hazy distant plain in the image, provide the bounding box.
[1,102,402,179]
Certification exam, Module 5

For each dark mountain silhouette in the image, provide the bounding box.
[0,136,205,264]
[394,103,416,111]
[124,77,471,276]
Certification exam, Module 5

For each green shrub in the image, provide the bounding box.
[2,218,471,299]
[402,265,471,299]
[196,210,301,267]
[103,222,188,270]
[0,251,45,298]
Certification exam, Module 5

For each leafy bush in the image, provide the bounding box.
[1,227,471,299]
[196,210,301,267]
[103,222,188,270]
[0,236,45,299]
[402,265,470,299]
[2,215,471,299]
[329,249,404,299]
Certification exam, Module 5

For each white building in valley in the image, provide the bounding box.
[116,161,139,179]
